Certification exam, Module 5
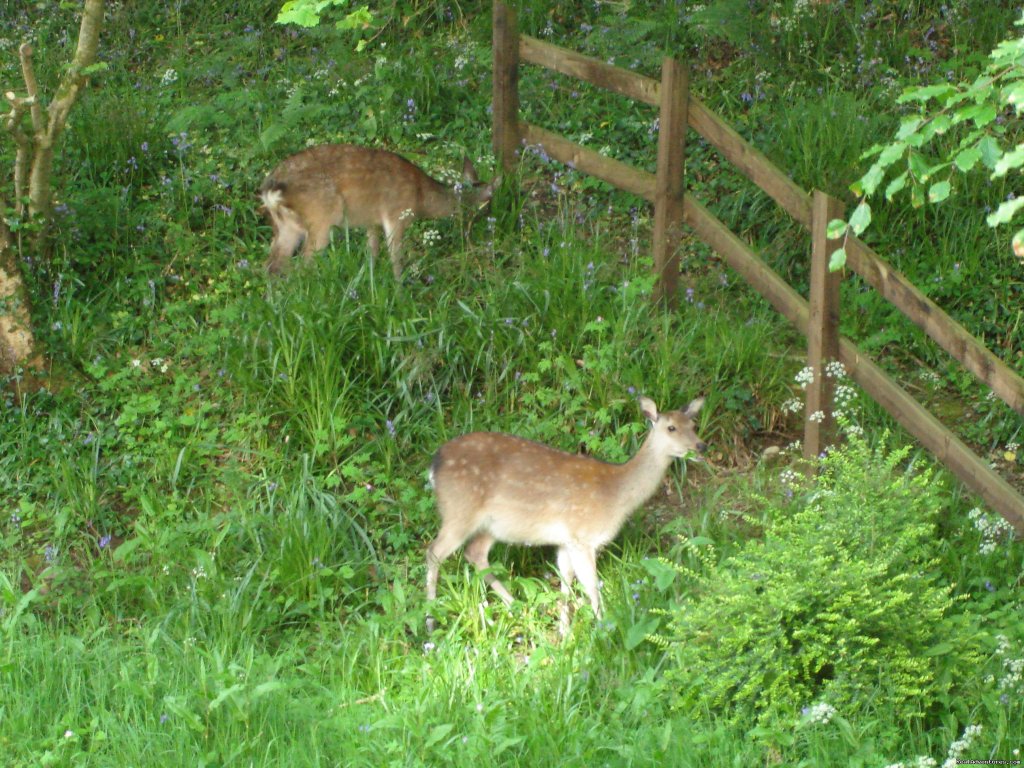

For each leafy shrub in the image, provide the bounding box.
[655,432,984,728]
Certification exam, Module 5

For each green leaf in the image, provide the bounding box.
[624,615,660,650]
[828,247,847,272]
[81,62,109,77]
[336,5,373,30]
[953,146,982,172]
[923,641,955,656]
[985,196,1024,227]
[920,113,952,142]
[897,83,955,104]
[848,201,871,236]
[908,152,932,181]
[927,180,951,203]
[953,102,998,128]
[895,117,923,141]
[993,143,1024,177]
[826,219,848,239]
[884,171,908,200]
[640,558,678,591]
[1003,79,1024,112]
[424,723,454,748]
[979,135,1003,169]
[859,163,885,196]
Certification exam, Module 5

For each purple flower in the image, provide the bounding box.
[99,534,112,549]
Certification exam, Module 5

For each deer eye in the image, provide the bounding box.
[667,425,677,432]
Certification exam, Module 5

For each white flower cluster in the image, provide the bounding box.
[160,68,178,86]
[824,360,846,379]
[795,366,814,390]
[807,410,825,423]
[801,701,836,725]
[422,228,442,246]
[995,634,1024,695]
[968,507,1014,554]
[941,724,982,768]
[780,468,801,486]
[781,398,803,414]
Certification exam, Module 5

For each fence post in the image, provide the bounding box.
[492,1,521,176]
[651,57,688,308]
[804,190,845,465]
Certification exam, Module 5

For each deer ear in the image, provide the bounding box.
[638,396,658,424]
[684,397,706,418]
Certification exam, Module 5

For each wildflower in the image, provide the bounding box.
[99,534,112,549]
[160,713,169,724]
[386,419,396,437]
[10,512,21,525]
[44,544,58,563]
[808,410,825,423]
[800,701,836,725]
[160,68,178,86]
[795,366,814,389]
[423,641,436,653]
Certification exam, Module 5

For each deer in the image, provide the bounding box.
[425,396,706,634]
[259,144,497,279]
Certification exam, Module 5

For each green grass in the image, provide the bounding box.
[2,1,1024,765]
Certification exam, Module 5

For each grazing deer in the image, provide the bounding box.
[259,144,496,280]
[426,396,706,633]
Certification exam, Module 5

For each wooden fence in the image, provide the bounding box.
[491,0,1024,533]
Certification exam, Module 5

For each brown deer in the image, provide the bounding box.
[259,144,497,279]
[425,396,706,634]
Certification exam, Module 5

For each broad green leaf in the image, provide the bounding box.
[424,723,454,748]
[978,135,1003,169]
[624,616,661,650]
[1004,79,1024,112]
[336,5,372,29]
[953,146,982,172]
[895,117,922,141]
[640,558,678,591]
[859,162,885,196]
[826,219,848,239]
[953,102,998,128]
[920,113,952,141]
[848,201,871,235]
[828,247,847,272]
[908,152,932,181]
[884,171,908,200]
[927,179,951,203]
[985,196,1024,227]
[993,143,1024,177]
[910,184,925,208]
[898,83,956,103]
[877,141,907,167]
[1012,228,1024,258]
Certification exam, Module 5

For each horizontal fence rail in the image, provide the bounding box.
[492,0,1024,532]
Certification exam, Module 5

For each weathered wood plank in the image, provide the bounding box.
[651,58,688,308]
[804,191,845,463]
[844,235,1024,416]
[519,35,660,106]
[687,97,813,229]
[685,196,1024,533]
[838,339,1024,534]
[492,2,521,174]
[683,197,809,332]
[521,122,656,201]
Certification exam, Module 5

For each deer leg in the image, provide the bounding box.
[425,524,467,632]
[382,216,408,281]
[464,532,514,606]
[301,222,331,265]
[556,547,577,635]
[266,219,305,274]
[567,546,602,620]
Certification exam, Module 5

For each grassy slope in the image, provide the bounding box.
[1,1,1023,765]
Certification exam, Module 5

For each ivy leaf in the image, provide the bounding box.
[848,201,872,236]
[985,196,1024,227]
[927,180,951,203]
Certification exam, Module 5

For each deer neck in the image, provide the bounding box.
[417,177,460,219]
[613,434,674,514]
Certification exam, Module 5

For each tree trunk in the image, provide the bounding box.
[0,210,39,375]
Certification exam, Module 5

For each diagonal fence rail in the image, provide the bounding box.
[491,0,1024,533]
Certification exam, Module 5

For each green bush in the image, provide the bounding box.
[656,433,985,729]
